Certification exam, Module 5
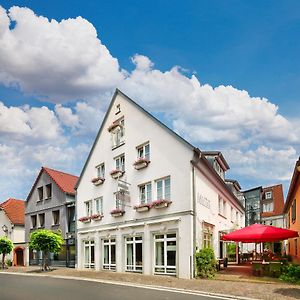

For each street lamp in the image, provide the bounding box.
[2,225,8,236]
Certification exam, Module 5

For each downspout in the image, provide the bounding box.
[192,164,197,278]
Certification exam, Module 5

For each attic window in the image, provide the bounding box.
[115,104,121,115]
[46,184,52,199]
[265,191,272,199]
[37,187,43,201]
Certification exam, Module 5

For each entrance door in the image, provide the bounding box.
[16,249,24,266]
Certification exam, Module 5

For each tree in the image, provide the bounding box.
[0,237,13,269]
[30,229,64,271]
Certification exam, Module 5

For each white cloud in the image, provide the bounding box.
[0,6,124,102]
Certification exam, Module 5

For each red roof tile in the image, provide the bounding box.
[43,167,78,195]
[0,198,25,225]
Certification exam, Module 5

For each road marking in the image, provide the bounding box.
[1,272,259,300]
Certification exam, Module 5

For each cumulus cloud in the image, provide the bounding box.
[0,5,124,102]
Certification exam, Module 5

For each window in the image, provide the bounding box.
[85,200,92,217]
[236,211,239,224]
[231,207,234,222]
[52,210,60,226]
[265,191,272,199]
[84,240,95,269]
[203,224,213,248]
[31,215,37,228]
[218,196,222,215]
[154,233,176,275]
[37,187,43,201]
[137,143,150,160]
[112,119,125,148]
[292,200,296,223]
[103,238,116,270]
[94,197,103,215]
[96,163,105,179]
[125,236,143,272]
[156,177,170,200]
[45,184,52,199]
[115,193,125,211]
[38,213,45,228]
[139,183,152,204]
[262,202,274,212]
[288,212,291,229]
[223,200,226,217]
[68,206,75,233]
[115,154,125,172]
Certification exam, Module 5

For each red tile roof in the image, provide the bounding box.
[0,198,25,225]
[43,167,78,195]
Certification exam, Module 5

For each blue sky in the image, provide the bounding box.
[0,0,299,200]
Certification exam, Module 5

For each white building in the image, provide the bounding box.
[76,89,244,279]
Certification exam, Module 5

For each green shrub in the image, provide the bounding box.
[5,258,12,267]
[279,263,300,284]
[195,248,217,278]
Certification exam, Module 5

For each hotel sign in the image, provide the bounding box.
[197,193,211,209]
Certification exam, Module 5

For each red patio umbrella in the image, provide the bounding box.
[221,223,298,243]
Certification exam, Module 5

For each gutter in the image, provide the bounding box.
[192,164,197,279]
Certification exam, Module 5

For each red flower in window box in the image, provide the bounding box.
[110,208,125,217]
[78,216,91,223]
[90,214,103,220]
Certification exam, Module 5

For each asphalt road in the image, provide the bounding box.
[0,273,232,300]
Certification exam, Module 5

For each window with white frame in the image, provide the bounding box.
[84,240,95,269]
[156,177,171,200]
[112,119,125,148]
[125,236,143,272]
[203,223,214,248]
[154,233,176,275]
[223,200,226,217]
[94,197,103,215]
[265,191,272,199]
[262,202,274,213]
[103,238,116,270]
[137,143,150,160]
[96,163,105,179]
[139,182,152,204]
[115,193,125,211]
[85,200,92,217]
[115,154,125,172]
[218,196,223,215]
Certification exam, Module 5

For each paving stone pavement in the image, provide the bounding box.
[2,266,300,300]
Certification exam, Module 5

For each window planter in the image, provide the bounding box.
[134,203,151,212]
[133,158,150,170]
[110,169,124,179]
[90,214,103,221]
[151,200,172,209]
[110,209,125,217]
[108,122,122,132]
[91,177,105,186]
[78,216,91,223]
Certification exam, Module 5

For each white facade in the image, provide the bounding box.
[76,90,244,279]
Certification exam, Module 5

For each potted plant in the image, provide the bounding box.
[78,216,91,223]
[90,214,103,221]
[91,177,105,186]
[151,199,172,209]
[110,208,125,217]
[110,169,124,179]
[133,158,150,170]
[133,203,152,212]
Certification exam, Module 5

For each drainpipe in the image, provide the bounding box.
[192,164,197,278]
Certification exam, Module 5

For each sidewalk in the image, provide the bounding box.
[2,266,300,300]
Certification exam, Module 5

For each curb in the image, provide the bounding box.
[1,271,259,300]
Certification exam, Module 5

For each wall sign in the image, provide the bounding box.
[197,193,211,209]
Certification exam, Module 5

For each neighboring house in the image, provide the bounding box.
[25,167,78,267]
[225,179,245,208]
[284,157,300,262]
[75,89,244,279]
[0,198,25,266]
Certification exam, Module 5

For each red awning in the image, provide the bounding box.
[221,224,299,243]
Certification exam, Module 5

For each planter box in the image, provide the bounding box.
[135,206,150,212]
[92,178,105,186]
[111,211,125,217]
[91,215,103,221]
[110,170,124,179]
[79,217,91,223]
[153,202,171,209]
[134,161,149,170]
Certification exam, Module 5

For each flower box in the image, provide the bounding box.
[108,122,122,132]
[90,214,103,221]
[110,169,124,179]
[91,177,105,186]
[133,158,150,170]
[151,199,172,209]
[78,216,91,223]
[110,209,125,217]
[134,203,151,212]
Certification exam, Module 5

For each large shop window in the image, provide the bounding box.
[84,240,95,269]
[154,233,176,275]
[125,236,143,272]
[103,238,116,270]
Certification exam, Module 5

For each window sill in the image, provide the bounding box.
[37,200,43,203]
[45,197,52,201]
[112,141,125,150]
[218,213,227,219]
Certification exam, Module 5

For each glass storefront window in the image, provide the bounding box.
[125,236,143,272]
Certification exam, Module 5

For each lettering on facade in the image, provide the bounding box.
[116,179,131,202]
[197,193,211,209]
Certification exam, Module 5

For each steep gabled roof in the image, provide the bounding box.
[0,198,25,225]
[75,88,194,189]
[284,158,300,213]
[27,167,78,201]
